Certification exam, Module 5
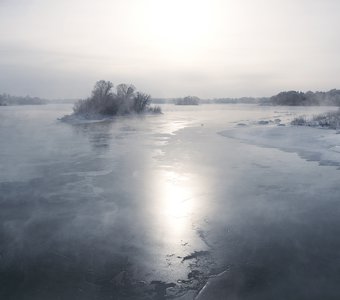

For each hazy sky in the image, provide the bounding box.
[1,0,340,98]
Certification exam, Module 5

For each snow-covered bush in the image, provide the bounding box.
[291,110,340,129]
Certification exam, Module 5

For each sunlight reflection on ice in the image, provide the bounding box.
[154,170,197,246]
[147,170,200,280]
[160,171,193,220]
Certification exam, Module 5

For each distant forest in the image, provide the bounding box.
[0,94,78,106]
[0,94,48,106]
[212,89,340,106]
[155,89,340,106]
[2,89,340,107]
[268,89,340,106]
[175,96,200,105]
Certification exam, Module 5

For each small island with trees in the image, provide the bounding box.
[61,80,161,122]
[175,96,200,105]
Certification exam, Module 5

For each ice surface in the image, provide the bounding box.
[1,104,340,299]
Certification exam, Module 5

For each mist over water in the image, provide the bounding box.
[1,104,340,299]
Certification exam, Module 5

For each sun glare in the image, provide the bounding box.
[161,172,192,217]
[155,170,194,238]
[142,0,217,61]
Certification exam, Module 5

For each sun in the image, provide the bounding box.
[140,0,217,61]
[150,1,209,40]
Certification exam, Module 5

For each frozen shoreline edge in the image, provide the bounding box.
[219,125,340,169]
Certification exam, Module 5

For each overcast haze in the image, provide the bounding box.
[1,0,340,99]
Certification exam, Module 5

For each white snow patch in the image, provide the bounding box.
[219,126,340,167]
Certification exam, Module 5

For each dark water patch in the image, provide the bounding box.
[182,251,210,262]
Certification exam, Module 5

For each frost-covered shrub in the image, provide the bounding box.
[148,105,162,114]
[291,109,340,129]
[291,116,308,126]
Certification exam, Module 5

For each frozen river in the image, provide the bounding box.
[1,104,340,299]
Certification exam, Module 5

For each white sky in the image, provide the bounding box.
[0,0,340,98]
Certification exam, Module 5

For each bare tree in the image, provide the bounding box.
[92,80,114,99]
[133,92,151,113]
[116,84,136,100]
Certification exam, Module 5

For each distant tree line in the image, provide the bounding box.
[269,89,340,106]
[213,97,268,104]
[2,87,340,108]
[175,96,200,105]
[0,94,48,106]
[72,80,161,116]
[213,90,340,106]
